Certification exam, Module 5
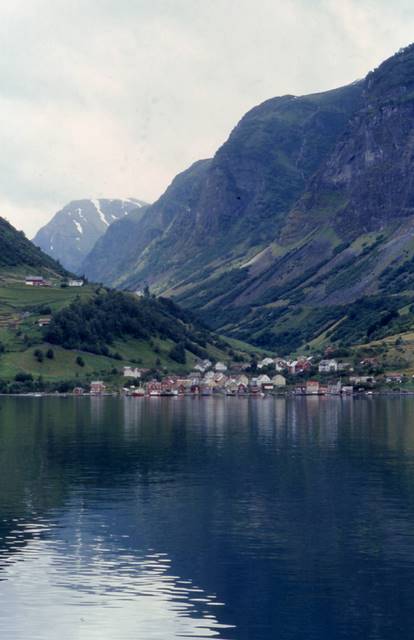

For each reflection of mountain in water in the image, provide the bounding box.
[1,396,414,639]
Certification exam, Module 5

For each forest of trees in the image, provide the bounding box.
[44,290,214,356]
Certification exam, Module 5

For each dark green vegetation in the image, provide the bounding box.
[78,44,414,357]
[0,207,252,386]
[45,290,225,362]
[0,217,66,274]
[0,269,243,386]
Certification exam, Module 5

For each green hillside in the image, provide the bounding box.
[78,44,414,360]
[0,275,247,390]
[0,217,67,273]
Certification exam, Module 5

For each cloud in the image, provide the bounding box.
[0,0,413,236]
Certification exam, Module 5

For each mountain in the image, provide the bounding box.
[79,206,149,284]
[214,43,414,351]
[86,85,363,291]
[81,161,211,285]
[81,44,414,355]
[0,216,66,275]
[33,198,147,274]
[205,44,414,353]
[0,210,251,389]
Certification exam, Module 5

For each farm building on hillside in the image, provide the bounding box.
[318,359,338,373]
[25,276,49,287]
[38,317,51,327]
[123,366,142,378]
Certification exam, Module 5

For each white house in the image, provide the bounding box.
[68,279,84,287]
[214,361,228,372]
[25,276,46,286]
[123,366,142,378]
[318,359,338,373]
[194,359,212,373]
[274,359,287,371]
[257,357,275,369]
[272,374,286,387]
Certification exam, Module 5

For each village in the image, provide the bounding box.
[80,353,409,397]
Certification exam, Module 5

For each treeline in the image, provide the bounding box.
[0,373,82,395]
[44,290,217,357]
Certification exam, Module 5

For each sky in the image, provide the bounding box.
[1,0,414,237]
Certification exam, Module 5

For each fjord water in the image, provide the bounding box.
[1,397,414,639]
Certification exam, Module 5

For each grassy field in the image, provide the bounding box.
[0,282,96,315]
[358,331,414,376]
[0,271,239,385]
[0,276,112,382]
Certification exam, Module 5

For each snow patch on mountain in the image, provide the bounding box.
[92,199,109,226]
[73,220,83,235]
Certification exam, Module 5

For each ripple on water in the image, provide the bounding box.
[0,520,235,640]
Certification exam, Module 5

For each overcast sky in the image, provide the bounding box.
[1,0,414,237]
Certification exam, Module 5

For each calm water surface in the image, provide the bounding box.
[1,396,414,639]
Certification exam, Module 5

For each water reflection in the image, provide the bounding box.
[0,510,233,639]
[1,396,414,639]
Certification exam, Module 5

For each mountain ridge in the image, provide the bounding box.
[56,44,414,355]
[33,198,147,273]
[83,81,363,293]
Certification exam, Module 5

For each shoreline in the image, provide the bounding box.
[2,390,414,398]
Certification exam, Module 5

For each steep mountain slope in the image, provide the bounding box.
[33,198,147,273]
[0,216,66,275]
[86,84,362,290]
[80,207,149,284]
[197,44,414,352]
[81,161,210,285]
[81,44,414,355]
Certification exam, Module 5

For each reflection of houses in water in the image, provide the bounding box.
[89,395,106,423]
[274,397,287,431]
[284,396,344,447]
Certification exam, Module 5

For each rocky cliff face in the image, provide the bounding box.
[99,82,362,292]
[203,44,414,351]
[33,198,146,273]
[285,45,414,242]
[82,45,414,352]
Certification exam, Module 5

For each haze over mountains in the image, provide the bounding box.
[33,198,147,273]
[31,44,414,353]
